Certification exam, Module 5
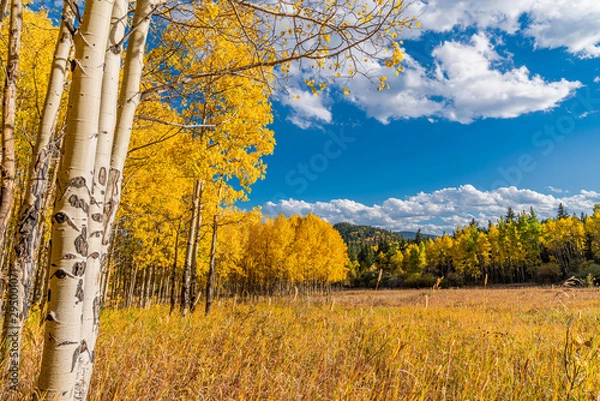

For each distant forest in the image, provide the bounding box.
[334,203,600,289]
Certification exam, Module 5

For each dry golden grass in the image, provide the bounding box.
[3,287,600,400]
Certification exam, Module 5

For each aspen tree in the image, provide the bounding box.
[205,185,222,316]
[0,0,22,260]
[2,4,73,384]
[74,1,130,398]
[169,218,181,315]
[37,0,114,396]
[180,180,201,316]
[189,180,204,313]
[103,0,156,245]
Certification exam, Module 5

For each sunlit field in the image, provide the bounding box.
[4,287,600,400]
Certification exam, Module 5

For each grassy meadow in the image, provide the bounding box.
[3,287,600,400]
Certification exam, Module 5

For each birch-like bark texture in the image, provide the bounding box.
[1,0,23,387]
[181,180,201,316]
[0,0,22,266]
[189,180,204,313]
[205,186,222,316]
[169,219,181,315]
[204,204,220,316]
[37,0,113,397]
[2,5,73,385]
[74,1,129,398]
[103,0,156,245]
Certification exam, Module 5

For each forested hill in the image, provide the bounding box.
[333,222,436,283]
[333,222,435,243]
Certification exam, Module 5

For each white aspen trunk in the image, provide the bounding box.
[205,187,222,316]
[100,265,110,304]
[0,0,21,259]
[205,209,220,316]
[0,0,22,386]
[147,264,154,307]
[126,265,138,308]
[103,0,156,246]
[36,0,113,397]
[138,266,147,307]
[157,267,165,304]
[181,180,201,316]
[3,5,72,385]
[189,180,204,313]
[169,218,181,315]
[32,144,63,309]
[74,1,129,397]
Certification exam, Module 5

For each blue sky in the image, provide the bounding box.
[248,0,600,234]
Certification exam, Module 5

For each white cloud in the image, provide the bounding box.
[280,89,332,129]
[278,1,595,128]
[547,186,568,194]
[595,77,600,83]
[346,34,581,124]
[263,185,600,235]
[408,0,600,58]
[525,0,600,58]
[408,0,533,35]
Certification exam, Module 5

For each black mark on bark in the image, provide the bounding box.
[54,212,68,224]
[98,167,107,186]
[71,176,86,189]
[75,279,84,303]
[68,194,89,213]
[51,269,69,279]
[74,226,88,256]
[72,261,86,276]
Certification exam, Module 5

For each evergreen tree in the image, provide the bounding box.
[415,229,423,244]
[557,203,569,219]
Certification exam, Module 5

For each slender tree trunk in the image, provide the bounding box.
[127,266,138,308]
[146,265,154,307]
[0,0,23,332]
[100,264,110,305]
[3,4,72,385]
[32,236,47,306]
[157,267,164,304]
[181,180,201,316]
[39,238,52,313]
[205,188,222,316]
[0,0,21,259]
[137,266,145,307]
[36,0,114,396]
[101,220,118,306]
[169,218,181,315]
[103,0,156,248]
[190,180,204,313]
[0,0,23,386]
[33,147,62,309]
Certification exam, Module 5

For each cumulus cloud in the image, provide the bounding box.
[263,185,600,235]
[280,89,332,129]
[279,1,595,128]
[408,0,600,58]
[346,34,581,124]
